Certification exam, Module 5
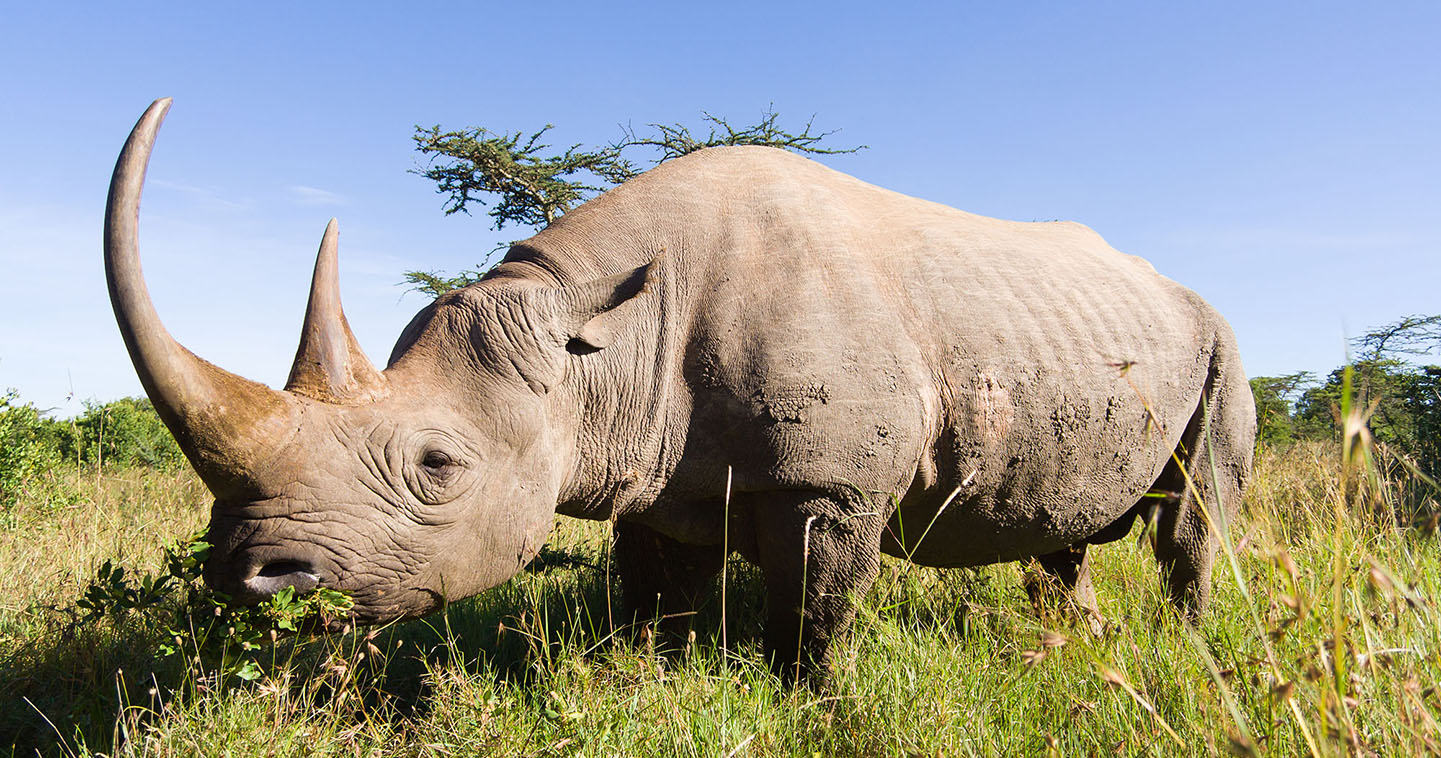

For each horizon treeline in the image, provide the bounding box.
[1249,314,1440,488]
[0,393,182,513]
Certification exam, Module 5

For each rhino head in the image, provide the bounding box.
[105,99,650,622]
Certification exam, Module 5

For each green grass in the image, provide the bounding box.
[2,441,1439,756]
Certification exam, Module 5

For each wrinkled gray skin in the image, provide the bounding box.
[106,100,1254,680]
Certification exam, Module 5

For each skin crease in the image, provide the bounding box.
[109,104,1255,681]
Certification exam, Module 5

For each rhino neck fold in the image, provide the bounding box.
[549,269,684,522]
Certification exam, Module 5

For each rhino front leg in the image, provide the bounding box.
[612,520,725,643]
[751,492,886,684]
[1024,543,1104,634]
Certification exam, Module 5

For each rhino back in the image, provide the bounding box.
[498,147,1227,562]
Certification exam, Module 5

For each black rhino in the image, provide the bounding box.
[105,99,1254,679]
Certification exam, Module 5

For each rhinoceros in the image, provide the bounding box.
[105,99,1254,679]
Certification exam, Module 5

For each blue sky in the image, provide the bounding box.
[2,2,1437,414]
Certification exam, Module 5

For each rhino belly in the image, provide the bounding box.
[881,382,1185,567]
[882,487,1143,568]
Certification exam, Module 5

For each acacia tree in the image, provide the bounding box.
[1249,371,1315,445]
[406,109,861,297]
[1355,314,1441,363]
[1274,314,1441,480]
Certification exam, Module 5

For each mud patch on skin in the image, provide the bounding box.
[755,382,830,423]
[1049,390,1099,443]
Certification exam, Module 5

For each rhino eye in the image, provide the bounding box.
[404,436,476,505]
[421,450,456,472]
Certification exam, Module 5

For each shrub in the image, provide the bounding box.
[1295,360,1441,479]
[62,397,185,470]
[0,389,59,510]
[76,532,355,682]
[1249,372,1313,446]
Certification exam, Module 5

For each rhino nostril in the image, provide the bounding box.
[244,560,320,598]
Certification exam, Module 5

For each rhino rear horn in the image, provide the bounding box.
[285,219,388,403]
[105,98,298,498]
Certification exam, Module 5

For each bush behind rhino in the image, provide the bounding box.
[0,390,58,511]
[62,396,185,471]
[1,391,184,526]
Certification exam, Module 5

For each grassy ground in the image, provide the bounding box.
[2,441,1438,756]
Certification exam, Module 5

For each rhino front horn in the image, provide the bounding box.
[105,98,298,498]
[285,219,387,404]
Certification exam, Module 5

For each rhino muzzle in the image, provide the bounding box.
[203,552,321,604]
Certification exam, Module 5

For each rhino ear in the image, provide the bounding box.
[550,257,661,353]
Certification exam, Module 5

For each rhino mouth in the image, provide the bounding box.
[204,552,324,605]
[202,519,442,624]
[200,519,327,604]
[242,560,321,600]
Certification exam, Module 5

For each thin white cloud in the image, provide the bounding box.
[288,185,346,206]
[151,179,249,209]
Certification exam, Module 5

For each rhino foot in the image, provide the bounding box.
[612,519,725,647]
[1024,543,1105,636]
[750,491,887,686]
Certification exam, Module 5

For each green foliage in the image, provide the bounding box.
[1,392,183,530]
[412,124,634,228]
[62,396,185,470]
[401,267,488,300]
[0,389,58,511]
[1249,372,1314,446]
[407,107,861,296]
[3,389,187,481]
[1,391,183,476]
[1249,315,1441,489]
[614,109,863,165]
[75,532,354,682]
[1294,359,1441,479]
[1412,365,1441,477]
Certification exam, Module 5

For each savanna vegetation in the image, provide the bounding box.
[3,111,1437,755]
[1,358,1439,755]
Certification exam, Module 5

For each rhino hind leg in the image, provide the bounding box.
[1151,337,1255,619]
[1024,543,1104,634]
[612,520,725,644]
[750,491,887,684]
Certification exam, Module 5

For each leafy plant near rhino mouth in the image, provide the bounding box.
[74,531,355,682]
